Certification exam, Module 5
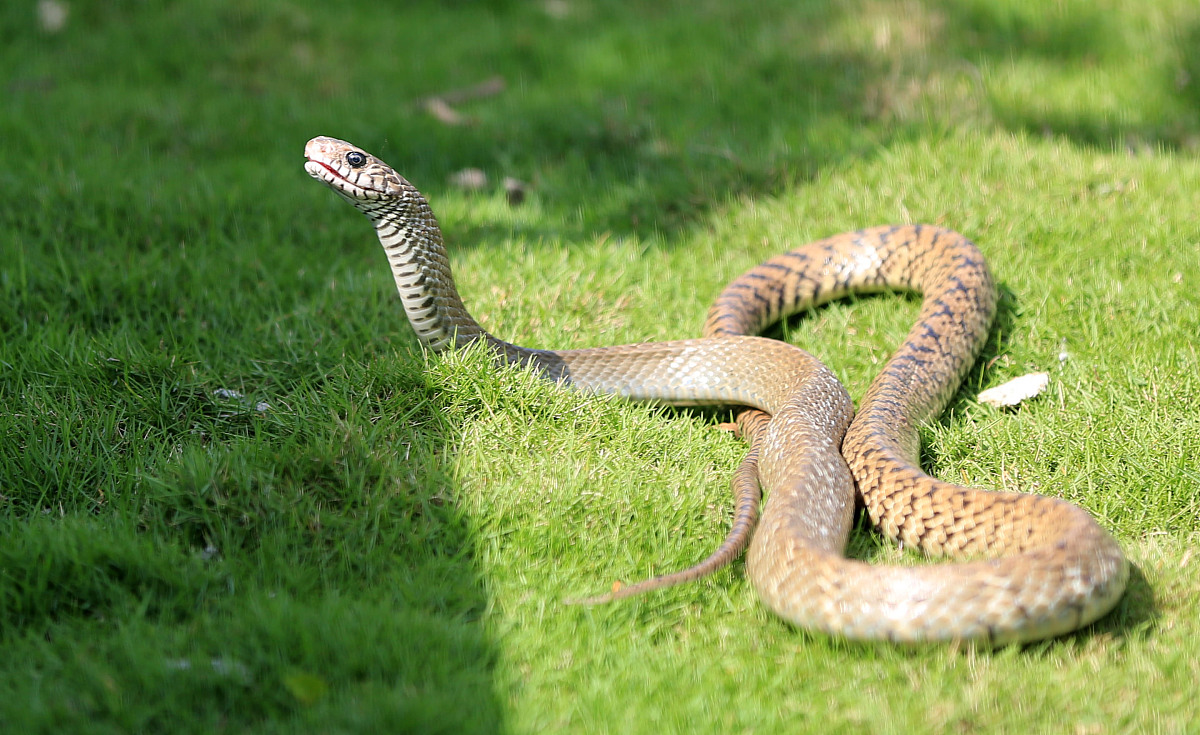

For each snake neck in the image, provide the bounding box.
[363,187,532,363]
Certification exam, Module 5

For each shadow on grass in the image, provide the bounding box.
[9,1,1196,254]
[0,356,503,733]
[381,0,1200,247]
[1067,560,1157,646]
[928,0,1200,151]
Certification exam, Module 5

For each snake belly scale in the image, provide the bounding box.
[304,135,1127,644]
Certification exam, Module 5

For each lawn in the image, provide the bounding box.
[1,0,1198,732]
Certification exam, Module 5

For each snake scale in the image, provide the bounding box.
[305,135,1128,644]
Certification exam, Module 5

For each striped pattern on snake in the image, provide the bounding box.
[304,136,1127,644]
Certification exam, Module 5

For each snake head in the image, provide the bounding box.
[304,136,414,214]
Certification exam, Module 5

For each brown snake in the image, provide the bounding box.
[305,136,1128,644]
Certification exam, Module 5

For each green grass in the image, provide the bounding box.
[2,0,1199,732]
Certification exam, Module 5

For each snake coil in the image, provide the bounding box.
[305,135,1127,644]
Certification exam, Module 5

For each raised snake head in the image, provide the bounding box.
[304,136,420,221]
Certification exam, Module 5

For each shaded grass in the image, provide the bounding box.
[1,0,1199,732]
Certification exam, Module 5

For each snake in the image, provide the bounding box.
[304,135,1128,644]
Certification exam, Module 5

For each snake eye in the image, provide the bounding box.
[346,151,367,167]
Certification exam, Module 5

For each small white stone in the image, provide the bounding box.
[977,372,1050,408]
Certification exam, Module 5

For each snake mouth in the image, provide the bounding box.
[304,156,382,200]
[307,157,342,180]
[304,156,355,188]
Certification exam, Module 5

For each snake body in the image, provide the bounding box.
[304,135,1127,644]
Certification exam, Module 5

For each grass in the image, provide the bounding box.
[1,0,1198,731]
